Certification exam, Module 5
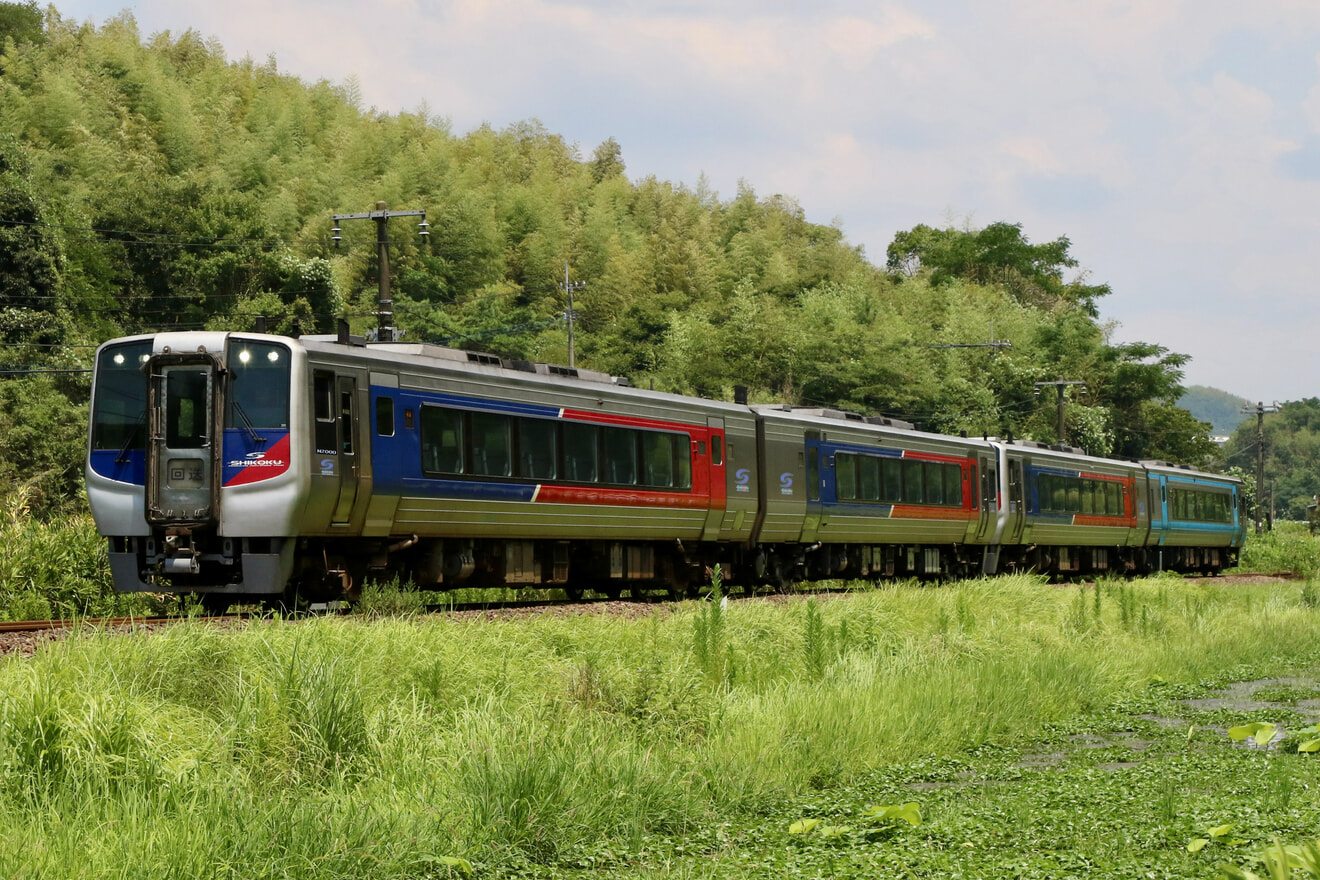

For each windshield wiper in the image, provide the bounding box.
[115,411,146,464]
[231,400,267,445]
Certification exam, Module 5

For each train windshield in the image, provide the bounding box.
[90,340,153,451]
[226,341,291,430]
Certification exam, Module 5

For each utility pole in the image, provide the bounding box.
[932,327,1013,438]
[560,262,585,368]
[1240,400,1279,534]
[1034,377,1086,444]
[331,202,429,342]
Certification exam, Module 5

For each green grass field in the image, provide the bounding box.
[1,569,1318,878]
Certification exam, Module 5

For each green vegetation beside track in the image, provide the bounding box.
[0,571,1319,878]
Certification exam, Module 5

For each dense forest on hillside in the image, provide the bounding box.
[1221,398,1320,521]
[0,4,1214,513]
[1180,385,1250,436]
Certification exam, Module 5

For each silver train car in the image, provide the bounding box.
[85,331,1247,608]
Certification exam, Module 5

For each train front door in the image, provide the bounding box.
[146,354,219,526]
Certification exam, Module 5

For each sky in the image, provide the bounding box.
[51,0,1320,402]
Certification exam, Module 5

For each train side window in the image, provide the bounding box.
[675,436,692,490]
[1081,480,1094,515]
[518,418,557,479]
[563,422,599,482]
[375,396,395,437]
[641,431,675,488]
[339,390,354,455]
[859,455,881,502]
[1052,477,1067,513]
[902,460,923,504]
[711,435,723,466]
[836,452,857,500]
[314,372,337,453]
[420,407,464,474]
[943,464,962,507]
[882,459,902,502]
[924,463,944,505]
[470,412,512,477]
[603,426,637,485]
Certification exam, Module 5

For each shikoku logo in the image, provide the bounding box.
[228,452,286,468]
[735,468,752,492]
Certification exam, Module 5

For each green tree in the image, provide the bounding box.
[0,1,42,50]
[886,221,1110,316]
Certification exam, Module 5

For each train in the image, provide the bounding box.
[85,329,1246,610]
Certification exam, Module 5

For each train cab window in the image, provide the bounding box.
[902,460,923,504]
[563,423,599,482]
[375,396,395,437]
[711,435,723,466]
[603,427,637,485]
[470,412,512,477]
[518,419,557,480]
[943,465,962,507]
[882,459,902,502]
[228,342,290,431]
[859,456,881,502]
[91,340,152,452]
[836,453,857,500]
[420,407,464,474]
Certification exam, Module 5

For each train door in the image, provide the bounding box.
[976,452,996,540]
[146,354,219,525]
[330,376,359,524]
[977,451,1000,574]
[701,417,727,540]
[307,369,363,528]
[800,431,822,544]
[1004,455,1026,544]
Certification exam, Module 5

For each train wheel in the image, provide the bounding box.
[199,594,231,615]
[667,571,697,602]
[563,584,584,602]
[769,555,794,593]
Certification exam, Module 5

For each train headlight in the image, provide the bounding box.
[267,350,280,363]
[113,353,125,365]
[238,350,251,364]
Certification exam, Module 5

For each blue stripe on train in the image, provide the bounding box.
[397,477,539,502]
[89,449,146,485]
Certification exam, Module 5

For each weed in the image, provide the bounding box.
[804,599,827,681]
[693,564,733,686]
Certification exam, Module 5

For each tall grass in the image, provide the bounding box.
[1237,521,1320,575]
[0,573,1316,876]
[0,490,161,620]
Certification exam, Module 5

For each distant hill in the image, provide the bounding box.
[1180,385,1251,435]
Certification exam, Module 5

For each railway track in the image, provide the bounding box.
[0,570,1297,644]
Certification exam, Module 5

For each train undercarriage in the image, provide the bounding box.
[110,530,1237,614]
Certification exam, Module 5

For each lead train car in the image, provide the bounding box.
[85,331,1246,607]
